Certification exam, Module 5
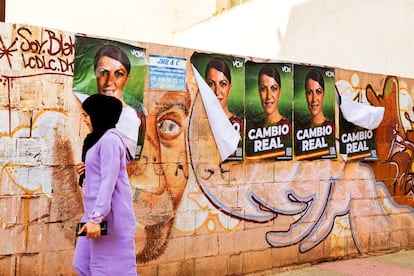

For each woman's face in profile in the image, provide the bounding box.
[259,74,281,116]
[305,78,325,119]
[95,56,130,101]
[206,68,231,109]
[81,111,92,131]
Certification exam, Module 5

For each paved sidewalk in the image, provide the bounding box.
[279,250,414,276]
[256,250,414,275]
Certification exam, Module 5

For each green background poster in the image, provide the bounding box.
[245,62,293,160]
[73,36,147,112]
[72,36,148,159]
[293,64,336,160]
[191,52,245,161]
[339,110,378,161]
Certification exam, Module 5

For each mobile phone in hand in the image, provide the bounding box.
[76,221,108,236]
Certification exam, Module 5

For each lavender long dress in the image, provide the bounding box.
[73,129,137,275]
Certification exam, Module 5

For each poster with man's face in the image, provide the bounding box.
[293,64,336,160]
[191,52,245,161]
[72,35,148,160]
[245,61,293,160]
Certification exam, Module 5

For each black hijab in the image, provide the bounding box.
[79,94,123,186]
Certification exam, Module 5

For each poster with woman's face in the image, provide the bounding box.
[72,35,148,160]
[245,61,293,160]
[335,69,379,161]
[191,52,245,161]
[293,64,336,160]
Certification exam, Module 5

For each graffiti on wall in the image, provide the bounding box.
[2,24,414,271]
[185,68,414,256]
[0,25,82,258]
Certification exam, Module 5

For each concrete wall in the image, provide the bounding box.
[5,0,216,46]
[1,22,414,275]
[174,0,414,79]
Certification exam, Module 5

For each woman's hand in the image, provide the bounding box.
[78,221,101,239]
[76,162,85,176]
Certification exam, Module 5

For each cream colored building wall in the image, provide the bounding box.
[174,0,299,59]
[5,0,216,45]
[1,16,414,276]
[174,0,414,78]
[8,0,411,77]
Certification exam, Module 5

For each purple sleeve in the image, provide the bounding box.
[88,134,122,221]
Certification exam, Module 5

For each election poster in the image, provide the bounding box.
[339,112,378,161]
[335,69,382,161]
[191,52,245,161]
[293,64,336,160]
[72,35,148,160]
[245,61,293,160]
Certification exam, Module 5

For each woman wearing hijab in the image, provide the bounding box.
[73,94,137,275]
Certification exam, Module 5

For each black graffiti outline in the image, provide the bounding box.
[0,35,18,69]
